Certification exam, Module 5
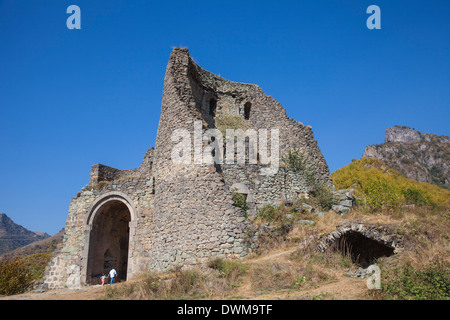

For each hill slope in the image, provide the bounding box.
[331,158,450,209]
[0,213,50,255]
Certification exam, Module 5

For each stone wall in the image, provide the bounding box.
[188,53,331,184]
[150,48,252,271]
[89,149,154,185]
[42,150,155,289]
[222,164,309,216]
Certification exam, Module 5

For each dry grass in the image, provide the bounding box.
[214,113,250,137]
[392,209,450,269]
[102,259,249,300]
[103,269,223,300]
[244,204,449,300]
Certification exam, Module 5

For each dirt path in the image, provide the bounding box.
[229,246,369,300]
[0,284,107,300]
[245,248,298,264]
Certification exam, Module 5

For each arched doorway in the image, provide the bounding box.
[82,192,137,285]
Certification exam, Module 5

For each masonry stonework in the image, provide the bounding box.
[42,48,331,289]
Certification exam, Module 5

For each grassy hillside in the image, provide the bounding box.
[0,230,64,282]
[331,158,450,209]
[2,159,449,299]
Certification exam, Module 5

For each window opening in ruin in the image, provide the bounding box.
[244,102,251,120]
[209,98,217,117]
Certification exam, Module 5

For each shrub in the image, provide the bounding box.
[364,178,402,210]
[281,148,318,186]
[256,204,283,223]
[379,259,450,300]
[171,270,202,296]
[255,204,297,228]
[0,256,33,296]
[208,258,247,281]
[308,183,337,210]
[20,253,53,281]
[232,192,249,216]
[107,259,248,300]
[402,187,431,206]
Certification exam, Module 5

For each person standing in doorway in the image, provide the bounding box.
[109,268,117,285]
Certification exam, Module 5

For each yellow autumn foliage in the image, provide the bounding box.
[331,158,450,209]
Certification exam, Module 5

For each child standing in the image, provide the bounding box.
[101,273,106,286]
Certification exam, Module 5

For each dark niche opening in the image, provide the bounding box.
[244,102,251,120]
[209,98,217,117]
[333,231,395,268]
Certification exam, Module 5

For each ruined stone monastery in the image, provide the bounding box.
[42,48,331,289]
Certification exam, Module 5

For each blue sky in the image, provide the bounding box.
[0,0,449,234]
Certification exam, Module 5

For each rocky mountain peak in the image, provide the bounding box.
[385,126,421,143]
[385,125,450,144]
[0,213,50,255]
[363,126,449,189]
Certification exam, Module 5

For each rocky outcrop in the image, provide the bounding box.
[363,126,450,189]
[385,126,422,143]
[331,189,356,215]
[385,126,450,144]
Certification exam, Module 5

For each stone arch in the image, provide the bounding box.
[85,191,138,225]
[230,183,250,196]
[316,221,402,268]
[81,192,138,285]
